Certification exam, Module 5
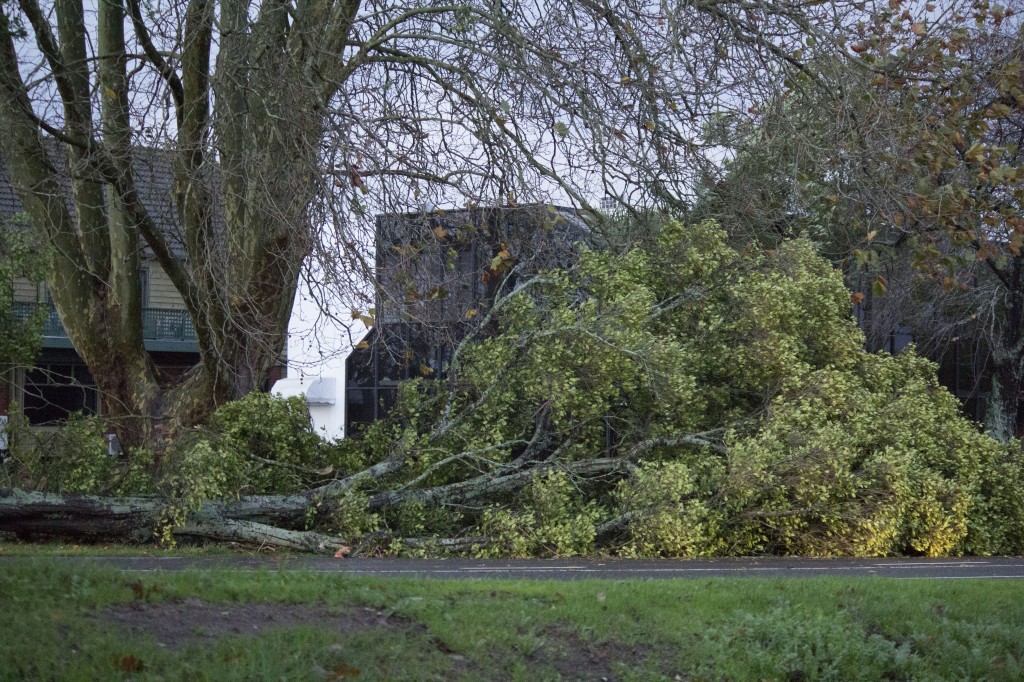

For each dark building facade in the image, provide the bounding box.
[344,204,588,431]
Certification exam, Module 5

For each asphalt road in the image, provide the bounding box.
[12,556,1024,579]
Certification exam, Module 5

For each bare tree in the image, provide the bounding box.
[0,0,884,456]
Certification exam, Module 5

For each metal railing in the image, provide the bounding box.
[12,302,196,342]
[141,306,196,341]
[11,301,64,336]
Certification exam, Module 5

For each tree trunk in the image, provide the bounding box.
[0,455,632,551]
[0,488,347,553]
[985,265,1024,442]
[0,0,339,454]
[986,356,1024,443]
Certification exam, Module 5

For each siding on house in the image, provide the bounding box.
[12,277,39,303]
[144,262,185,309]
[10,261,185,309]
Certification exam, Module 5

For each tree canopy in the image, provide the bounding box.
[0,218,43,367]
[0,0,910,452]
[695,1,1024,438]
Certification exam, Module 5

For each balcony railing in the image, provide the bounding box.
[141,307,197,341]
[12,301,65,337]
[12,302,196,343]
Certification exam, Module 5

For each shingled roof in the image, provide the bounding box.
[0,144,188,258]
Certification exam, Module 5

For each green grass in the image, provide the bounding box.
[1,559,1022,681]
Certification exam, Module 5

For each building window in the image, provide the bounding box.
[22,363,98,425]
[345,325,439,431]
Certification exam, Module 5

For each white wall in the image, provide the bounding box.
[274,273,367,441]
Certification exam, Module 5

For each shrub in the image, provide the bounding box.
[477,471,599,557]
[206,392,325,492]
[0,412,152,495]
[719,351,1021,556]
[341,220,1024,558]
[614,460,726,557]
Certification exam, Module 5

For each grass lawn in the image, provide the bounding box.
[1,558,1022,681]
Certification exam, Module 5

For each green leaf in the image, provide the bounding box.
[872,275,888,296]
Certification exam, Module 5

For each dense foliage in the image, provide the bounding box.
[5,220,1022,557]
[2,393,354,497]
[0,219,44,366]
[335,220,1024,557]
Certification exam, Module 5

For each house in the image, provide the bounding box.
[274,204,587,437]
[0,148,285,447]
[275,204,588,436]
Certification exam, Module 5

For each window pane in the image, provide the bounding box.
[378,388,398,419]
[345,344,376,387]
[23,384,97,425]
[345,389,375,430]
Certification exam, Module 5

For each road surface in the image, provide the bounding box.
[9,556,1024,579]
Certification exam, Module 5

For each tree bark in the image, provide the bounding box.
[987,355,1024,443]
[0,488,347,552]
[0,455,631,551]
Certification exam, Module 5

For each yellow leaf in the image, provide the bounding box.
[433,226,448,239]
[911,22,926,36]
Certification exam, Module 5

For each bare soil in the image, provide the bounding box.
[525,623,669,681]
[98,597,412,650]
[97,597,669,679]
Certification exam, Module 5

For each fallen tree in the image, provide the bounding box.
[3,221,1023,557]
[0,488,345,552]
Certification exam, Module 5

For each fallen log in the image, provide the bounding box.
[0,488,347,553]
[0,455,633,552]
[0,488,159,543]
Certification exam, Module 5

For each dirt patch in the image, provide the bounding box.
[525,623,674,681]
[98,598,418,650]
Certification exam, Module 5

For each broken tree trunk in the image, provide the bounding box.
[0,454,634,552]
[0,488,347,553]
